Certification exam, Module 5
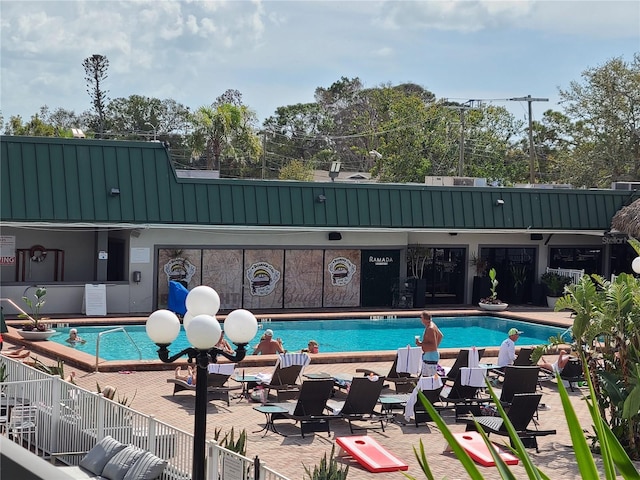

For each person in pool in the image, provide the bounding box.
[253,329,284,355]
[415,310,443,376]
[66,328,86,345]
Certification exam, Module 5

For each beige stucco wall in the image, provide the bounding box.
[0,224,605,316]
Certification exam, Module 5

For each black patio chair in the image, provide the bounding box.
[356,355,414,393]
[444,348,486,383]
[270,379,334,437]
[326,376,386,433]
[462,392,556,452]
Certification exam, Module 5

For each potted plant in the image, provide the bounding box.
[509,264,529,304]
[17,287,56,340]
[479,268,508,311]
[540,271,571,308]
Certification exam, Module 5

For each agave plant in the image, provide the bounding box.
[303,445,349,480]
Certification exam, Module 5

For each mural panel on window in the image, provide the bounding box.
[157,249,201,309]
[324,250,360,308]
[203,249,243,310]
[243,250,284,309]
[284,249,324,308]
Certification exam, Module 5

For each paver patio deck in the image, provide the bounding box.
[4,307,639,479]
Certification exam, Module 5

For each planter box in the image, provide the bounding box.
[546,296,560,309]
[17,329,57,341]
[478,303,509,311]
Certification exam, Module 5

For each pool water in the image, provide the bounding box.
[50,316,565,361]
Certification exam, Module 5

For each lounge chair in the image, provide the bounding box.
[461,392,556,452]
[355,353,416,393]
[326,376,386,433]
[260,352,311,401]
[401,376,445,427]
[490,347,535,377]
[439,370,484,419]
[443,348,486,383]
[494,365,540,406]
[269,379,334,437]
[541,357,585,392]
[166,363,239,406]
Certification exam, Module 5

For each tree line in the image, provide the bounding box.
[2,53,639,188]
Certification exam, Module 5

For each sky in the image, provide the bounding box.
[1,0,639,128]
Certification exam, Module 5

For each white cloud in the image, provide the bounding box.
[1,0,637,125]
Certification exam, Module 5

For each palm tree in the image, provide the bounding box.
[188,104,261,174]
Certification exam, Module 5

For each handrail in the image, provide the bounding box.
[0,297,35,322]
[95,327,142,372]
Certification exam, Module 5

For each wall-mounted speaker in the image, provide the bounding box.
[530,233,543,241]
[328,232,342,241]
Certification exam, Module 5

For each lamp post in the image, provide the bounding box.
[146,286,258,480]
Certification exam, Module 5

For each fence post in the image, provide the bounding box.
[254,455,260,480]
[147,415,157,454]
[50,376,63,455]
[207,440,220,480]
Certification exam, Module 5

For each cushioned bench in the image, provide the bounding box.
[56,435,168,480]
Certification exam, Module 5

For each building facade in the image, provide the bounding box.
[1,136,636,316]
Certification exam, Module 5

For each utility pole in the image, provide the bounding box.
[509,95,548,184]
[261,132,266,180]
[446,101,480,176]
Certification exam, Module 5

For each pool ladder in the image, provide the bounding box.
[95,327,142,372]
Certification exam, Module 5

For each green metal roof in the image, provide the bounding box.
[1,135,635,231]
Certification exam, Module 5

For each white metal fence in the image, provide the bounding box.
[546,267,585,284]
[0,356,291,480]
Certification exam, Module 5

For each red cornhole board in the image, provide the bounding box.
[450,431,519,466]
[336,435,409,473]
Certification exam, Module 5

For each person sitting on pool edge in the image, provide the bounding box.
[253,329,284,355]
[497,328,523,367]
[215,331,233,354]
[66,328,86,345]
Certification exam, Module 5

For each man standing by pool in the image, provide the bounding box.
[497,327,523,367]
[416,311,443,376]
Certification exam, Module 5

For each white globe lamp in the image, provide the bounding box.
[146,309,181,345]
[182,310,195,330]
[632,256,640,274]
[185,285,220,316]
[186,314,222,350]
[224,309,258,344]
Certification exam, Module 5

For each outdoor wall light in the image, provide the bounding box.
[110,188,120,196]
[146,286,258,480]
[496,199,505,206]
[316,194,326,203]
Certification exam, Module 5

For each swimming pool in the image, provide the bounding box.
[50,316,565,361]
